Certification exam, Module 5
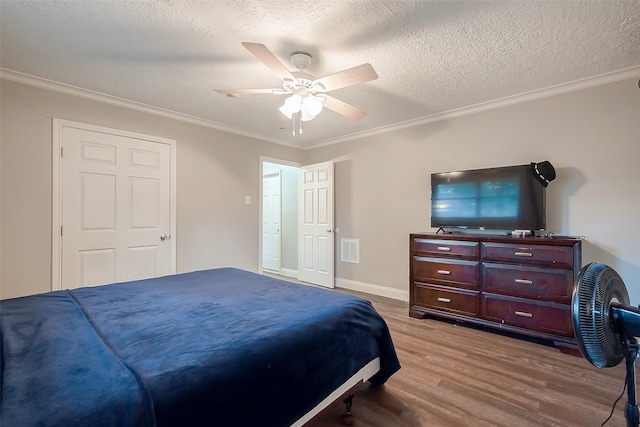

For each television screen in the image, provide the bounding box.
[431,164,545,231]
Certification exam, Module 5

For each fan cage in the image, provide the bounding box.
[574,263,627,368]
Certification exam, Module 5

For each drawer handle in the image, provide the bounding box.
[514,252,533,257]
[437,297,451,303]
[437,269,451,275]
[515,311,533,318]
[437,246,451,252]
[515,279,533,285]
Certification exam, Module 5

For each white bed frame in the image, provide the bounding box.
[292,357,381,426]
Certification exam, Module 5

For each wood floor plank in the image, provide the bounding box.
[309,289,629,427]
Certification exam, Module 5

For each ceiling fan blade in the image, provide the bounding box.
[314,63,378,92]
[322,95,368,121]
[214,88,285,95]
[241,42,296,82]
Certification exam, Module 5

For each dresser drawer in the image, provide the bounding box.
[482,263,573,302]
[412,238,480,259]
[414,284,479,317]
[481,242,575,269]
[412,256,480,289]
[482,294,572,337]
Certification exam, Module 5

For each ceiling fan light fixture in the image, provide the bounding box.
[300,95,324,121]
[301,108,317,122]
[280,94,325,122]
[279,94,302,119]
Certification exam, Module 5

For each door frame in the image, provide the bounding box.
[52,119,177,291]
[258,156,302,276]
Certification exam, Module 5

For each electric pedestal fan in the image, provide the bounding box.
[573,262,640,426]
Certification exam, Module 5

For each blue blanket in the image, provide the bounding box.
[1,268,400,426]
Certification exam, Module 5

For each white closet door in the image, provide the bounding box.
[61,126,172,288]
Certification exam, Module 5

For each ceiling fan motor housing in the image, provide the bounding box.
[290,52,312,70]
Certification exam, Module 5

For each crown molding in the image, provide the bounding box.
[0,67,299,148]
[3,65,638,150]
[310,65,640,149]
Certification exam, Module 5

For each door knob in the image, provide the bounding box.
[160,234,169,241]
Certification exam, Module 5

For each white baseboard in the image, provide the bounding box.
[266,270,409,302]
[335,278,409,302]
[279,268,298,279]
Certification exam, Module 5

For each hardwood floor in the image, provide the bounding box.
[310,290,629,427]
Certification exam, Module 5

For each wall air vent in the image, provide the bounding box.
[341,238,360,264]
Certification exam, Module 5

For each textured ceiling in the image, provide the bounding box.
[1,0,639,148]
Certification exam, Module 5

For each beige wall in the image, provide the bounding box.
[2,76,639,305]
[0,79,302,299]
[307,77,640,303]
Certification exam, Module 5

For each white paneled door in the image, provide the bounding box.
[58,123,174,289]
[298,161,334,288]
[262,171,281,272]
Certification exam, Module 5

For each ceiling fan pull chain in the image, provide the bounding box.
[291,111,302,136]
[292,113,296,136]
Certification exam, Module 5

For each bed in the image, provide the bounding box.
[1,268,401,426]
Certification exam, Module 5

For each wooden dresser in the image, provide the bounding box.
[409,233,582,353]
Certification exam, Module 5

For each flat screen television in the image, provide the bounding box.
[431,164,545,232]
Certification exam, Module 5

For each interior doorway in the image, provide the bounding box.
[260,158,301,279]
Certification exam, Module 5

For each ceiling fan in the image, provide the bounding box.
[214,42,378,133]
